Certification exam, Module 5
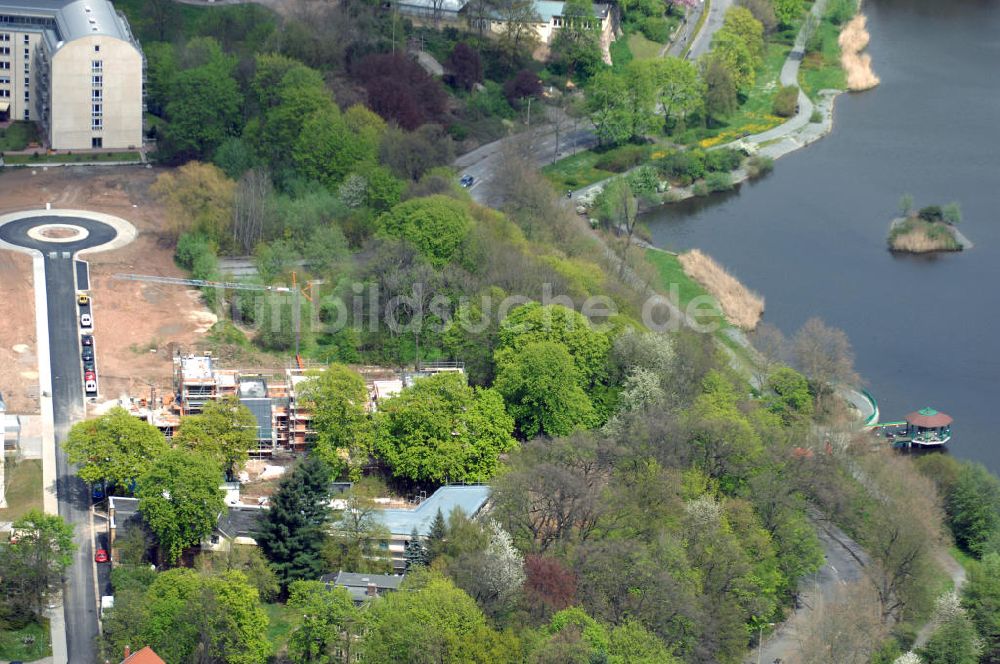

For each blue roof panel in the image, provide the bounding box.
[377,485,491,536]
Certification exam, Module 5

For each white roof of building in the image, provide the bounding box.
[0,0,135,47]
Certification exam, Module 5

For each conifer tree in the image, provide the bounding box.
[256,455,332,587]
[404,527,428,570]
[426,508,448,563]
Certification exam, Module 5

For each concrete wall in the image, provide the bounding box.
[49,36,142,150]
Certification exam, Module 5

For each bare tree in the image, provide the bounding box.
[601,179,639,278]
[798,580,887,664]
[792,317,859,406]
[749,321,788,389]
[232,169,271,254]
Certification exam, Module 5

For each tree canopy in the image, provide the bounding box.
[297,364,375,480]
[377,195,473,267]
[174,394,257,473]
[63,406,169,490]
[137,448,226,564]
[374,372,517,483]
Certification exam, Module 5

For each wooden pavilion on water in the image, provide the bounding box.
[867,406,953,447]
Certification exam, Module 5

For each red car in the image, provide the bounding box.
[95,549,109,564]
[84,370,96,382]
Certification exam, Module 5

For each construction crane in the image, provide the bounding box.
[113,272,313,365]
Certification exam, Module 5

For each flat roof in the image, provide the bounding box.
[181,355,213,380]
[376,485,490,537]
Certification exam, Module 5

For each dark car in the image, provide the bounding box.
[81,334,93,346]
[83,359,95,371]
[92,484,106,500]
[82,347,94,361]
[460,175,474,187]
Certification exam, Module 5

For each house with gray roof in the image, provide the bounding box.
[320,571,405,604]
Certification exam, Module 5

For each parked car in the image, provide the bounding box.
[80,313,92,328]
[84,370,96,382]
[85,380,98,393]
[460,175,474,187]
[77,294,89,306]
[82,347,94,361]
[83,360,95,371]
[91,484,105,500]
[95,549,109,564]
[81,334,93,346]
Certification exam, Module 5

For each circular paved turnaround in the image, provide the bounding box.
[0,215,117,253]
[0,209,136,255]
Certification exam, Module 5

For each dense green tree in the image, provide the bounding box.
[195,546,280,602]
[772,0,804,26]
[292,104,384,190]
[247,62,334,169]
[361,571,519,663]
[0,510,75,621]
[143,41,178,116]
[495,302,612,391]
[765,366,814,424]
[374,372,517,483]
[404,527,429,570]
[63,406,169,491]
[701,55,739,120]
[585,70,633,145]
[164,64,242,160]
[297,364,374,480]
[377,195,473,267]
[427,508,449,563]
[651,56,705,132]
[288,581,361,664]
[175,395,256,473]
[549,0,605,82]
[137,448,225,564]
[708,30,756,93]
[256,455,332,586]
[495,341,597,438]
[962,553,1000,660]
[946,462,1000,556]
[103,568,271,664]
[609,619,679,663]
[720,6,765,66]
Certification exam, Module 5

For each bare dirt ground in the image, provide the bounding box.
[0,250,39,412]
[0,166,221,410]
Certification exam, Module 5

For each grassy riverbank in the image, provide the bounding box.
[799,15,848,99]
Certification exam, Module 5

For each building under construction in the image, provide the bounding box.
[166,353,464,456]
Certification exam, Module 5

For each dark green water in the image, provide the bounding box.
[643,0,1000,469]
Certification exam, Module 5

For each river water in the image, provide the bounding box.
[643,0,1000,470]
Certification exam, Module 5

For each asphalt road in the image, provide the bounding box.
[687,0,734,60]
[0,216,118,664]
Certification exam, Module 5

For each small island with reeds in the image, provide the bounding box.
[887,196,971,253]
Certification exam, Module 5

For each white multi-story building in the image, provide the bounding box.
[0,0,143,150]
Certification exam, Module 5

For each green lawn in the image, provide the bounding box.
[265,602,299,655]
[0,122,40,152]
[542,150,617,191]
[0,619,52,661]
[798,18,847,100]
[627,32,664,60]
[4,151,142,164]
[0,458,42,523]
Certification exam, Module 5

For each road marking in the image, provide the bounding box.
[62,251,70,259]
[49,251,57,259]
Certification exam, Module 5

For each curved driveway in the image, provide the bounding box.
[0,214,124,664]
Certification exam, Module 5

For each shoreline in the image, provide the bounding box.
[574,0,852,208]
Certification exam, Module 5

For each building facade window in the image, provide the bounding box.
[0,62,9,71]
[0,89,9,98]
[92,74,102,86]
[22,35,28,44]
[91,59,102,73]
[23,90,28,101]
[0,34,8,42]
[92,103,102,115]
[92,137,102,148]
[0,47,9,56]
[94,44,100,52]
[24,109,29,120]
[92,89,102,100]
[91,117,102,130]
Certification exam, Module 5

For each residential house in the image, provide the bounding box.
[120,646,166,664]
[320,571,404,604]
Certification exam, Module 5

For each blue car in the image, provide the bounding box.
[460,175,474,187]
[91,484,106,500]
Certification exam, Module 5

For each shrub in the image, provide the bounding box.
[594,144,648,173]
[705,171,734,192]
[810,109,822,123]
[640,16,672,42]
[826,0,856,25]
[448,124,469,141]
[705,148,743,173]
[773,85,799,117]
[626,165,660,195]
[656,149,706,182]
[918,205,943,223]
[692,182,708,196]
[745,155,774,178]
[503,69,543,106]
[175,232,217,271]
[468,81,516,119]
